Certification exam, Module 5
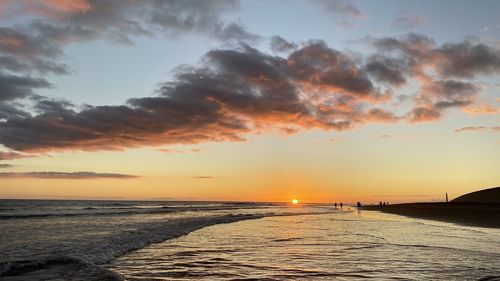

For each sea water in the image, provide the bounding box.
[1,200,499,280]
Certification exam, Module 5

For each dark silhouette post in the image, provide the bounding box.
[379,201,382,206]
[446,192,448,203]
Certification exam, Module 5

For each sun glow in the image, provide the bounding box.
[292,199,299,204]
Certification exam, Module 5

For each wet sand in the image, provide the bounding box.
[362,203,500,228]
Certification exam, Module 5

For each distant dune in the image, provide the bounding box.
[363,186,500,228]
[451,186,500,203]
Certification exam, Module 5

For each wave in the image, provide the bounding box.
[0,213,271,279]
[0,208,331,279]
[0,208,176,219]
[0,256,123,280]
[0,204,278,220]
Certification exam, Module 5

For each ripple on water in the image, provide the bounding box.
[108,211,500,280]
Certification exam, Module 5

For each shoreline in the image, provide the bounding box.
[0,210,337,280]
[362,202,500,229]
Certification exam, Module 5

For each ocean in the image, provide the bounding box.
[0,200,499,280]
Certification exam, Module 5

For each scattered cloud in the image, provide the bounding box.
[336,21,356,29]
[371,33,500,122]
[157,147,203,154]
[0,0,251,77]
[312,0,363,32]
[454,126,500,133]
[157,148,186,154]
[314,0,364,19]
[192,176,214,179]
[0,151,36,160]
[269,35,297,52]
[463,103,499,115]
[0,163,12,168]
[391,14,426,30]
[214,22,261,44]
[379,134,391,138]
[0,171,139,179]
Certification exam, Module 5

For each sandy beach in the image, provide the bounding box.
[362,203,500,228]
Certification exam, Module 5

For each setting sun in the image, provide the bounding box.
[292,199,299,205]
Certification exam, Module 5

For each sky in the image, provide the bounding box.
[0,0,499,203]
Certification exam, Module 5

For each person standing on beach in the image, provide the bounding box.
[340,202,343,209]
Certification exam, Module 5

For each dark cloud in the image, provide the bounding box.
[0,0,250,76]
[0,73,51,101]
[8,0,242,42]
[0,171,138,179]
[213,23,261,44]
[372,33,500,79]
[0,54,70,75]
[406,80,480,122]
[364,55,408,86]
[270,36,297,52]
[0,29,499,153]
[435,42,500,78]
[0,102,31,120]
[391,15,425,31]
[0,43,398,152]
[0,26,69,75]
[30,95,75,114]
[370,33,500,121]
[288,41,376,97]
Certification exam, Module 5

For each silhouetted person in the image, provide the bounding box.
[340,202,343,209]
[357,201,361,208]
[334,203,337,209]
[379,201,382,206]
[383,202,386,207]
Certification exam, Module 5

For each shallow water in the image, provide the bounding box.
[0,199,317,279]
[109,210,500,280]
[1,200,499,280]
